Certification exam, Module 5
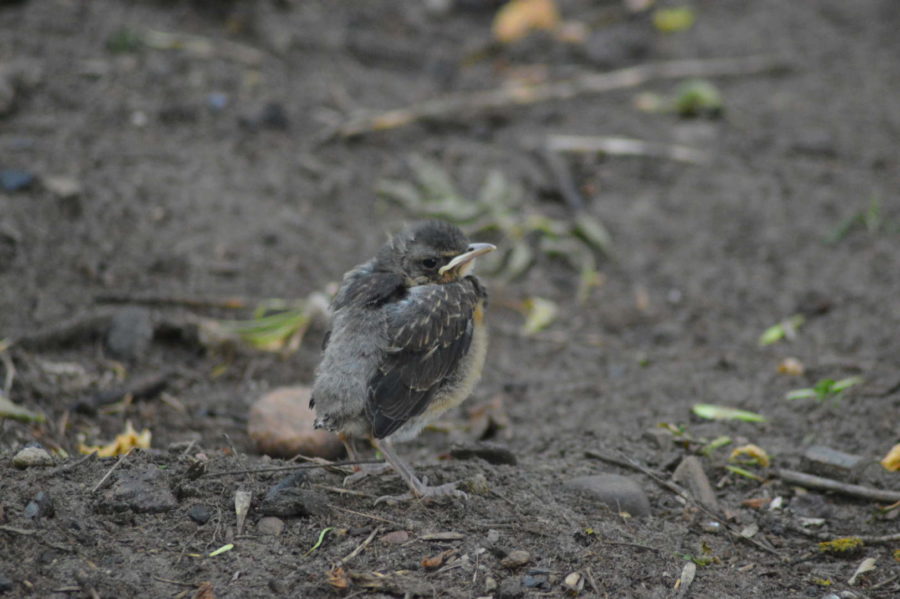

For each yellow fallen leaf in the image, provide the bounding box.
[78,420,151,457]
[492,0,560,44]
[521,297,558,335]
[729,444,770,468]
[881,443,900,472]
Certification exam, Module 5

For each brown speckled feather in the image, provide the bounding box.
[366,276,484,438]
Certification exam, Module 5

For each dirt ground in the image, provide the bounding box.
[1,0,899,597]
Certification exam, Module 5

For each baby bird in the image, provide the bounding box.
[311,220,494,501]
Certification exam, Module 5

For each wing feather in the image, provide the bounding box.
[367,279,481,438]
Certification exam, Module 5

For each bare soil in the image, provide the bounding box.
[1,1,898,597]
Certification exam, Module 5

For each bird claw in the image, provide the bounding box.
[374,481,467,505]
[343,463,391,487]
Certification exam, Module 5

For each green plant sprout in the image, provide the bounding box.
[377,155,612,302]
[785,376,863,401]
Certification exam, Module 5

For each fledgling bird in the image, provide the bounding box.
[310,220,495,501]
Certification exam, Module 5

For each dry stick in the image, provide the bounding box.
[331,55,789,139]
[90,450,133,494]
[337,527,380,566]
[775,469,900,503]
[328,504,404,527]
[41,451,98,478]
[585,449,782,558]
[95,293,251,310]
[202,459,386,479]
[546,134,712,165]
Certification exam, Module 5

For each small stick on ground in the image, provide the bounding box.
[329,55,789,139]
[8,312,114,350]
[91,450,133,494]
[337,527,380,566]
[546,134,712,165]
[41,451,98,478]
[776,468,900,503]
[95,293,252,310]
[202,458,385,479]
[328,504,404,527]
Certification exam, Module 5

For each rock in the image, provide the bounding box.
[498,576,523,598]
[248,386,344,460]
[0,573,13,594]
[563,572,584,594]
[672,456,719,510]
[0,169,35,192]
[380,530,409,545]
[42,175,82,200]
[101,466,177,514]
[500,550,530,569]
[260,471,329,518]
[257,516,285,536]
[562,474,651,517]
[105,307,154,361]
[12,446,54,469]
[522,569,550,589]
[802,446,867,481]
[240,102,290,131]
[24,491,54,519]
[790,493,833,519]
[449,442,518,465]
[188,504,212,525]
[484,576,498,592]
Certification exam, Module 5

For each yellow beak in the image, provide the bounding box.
[438,243,496,275]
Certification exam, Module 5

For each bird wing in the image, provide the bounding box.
[366,279,482,438]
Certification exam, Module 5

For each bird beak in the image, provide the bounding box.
[439,243,496,275]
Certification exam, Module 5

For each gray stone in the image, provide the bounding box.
[672,456,719,510]
[105,307,154,361]
[563,474,651,517]
[24,491,54,519]
[257,516,285,536]
[101,466,177,514]
[500,550,530,568]
[0,572,13,593]
[12,446,54,469]
[188,504,212,525]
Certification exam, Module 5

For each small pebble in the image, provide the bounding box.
[500,550,530,568]
[563,572,584,594]
[42,175,82,200]
[486,529,500,543]
[12,446,54,469]
[268,579,288,595]
[450,442,517,465]
[498,576,523,598]
[188,505,212,525]
[562,474,651,517]
[672,457,719,510]
[257,516,285,536]
[380,530,409,545]
[522,571,549,589]
[24,491,54,520]
[0,169,35,192]
[105,307,154,361]
[484,576,498,592]
[701,520,722,533]
[0,573,13,593]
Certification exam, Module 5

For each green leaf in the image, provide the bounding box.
[0,392,45,423]
[701,436,732,456]
[725,465,764,481]
[653,7,696,33]
[305,527,334,557]
[785,388,818,401]
[758,314,805,346]
[572,214,614,255]
[522,297,559,335]
[692,404,766,423]
[830,376,863,393]
[208,543,234,557]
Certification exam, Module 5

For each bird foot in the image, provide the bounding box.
[374,479,467,505]
[343,463,391,487]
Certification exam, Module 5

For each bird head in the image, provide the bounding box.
[376,221,495,286]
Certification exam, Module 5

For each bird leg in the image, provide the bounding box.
[339,433,391,487]
[372,438,466,503]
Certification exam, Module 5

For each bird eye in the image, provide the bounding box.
[422,257,438,269]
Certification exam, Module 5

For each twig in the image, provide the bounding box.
[584,567,600,595]
[0,525,37,535]
[337,527,380,566]
[151,576,198,588]
[203,459,385,478]
[586,449,782,557]
[7,311,113,350]
[41,451,97,478]
[329,55,789,139]
[787,524,900,545]
[776,469,900,503]
[91,450,132,494]
[72,372,172,415]
[328,504,404,527]
[546,134,712,165]
[95,293,251,310]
